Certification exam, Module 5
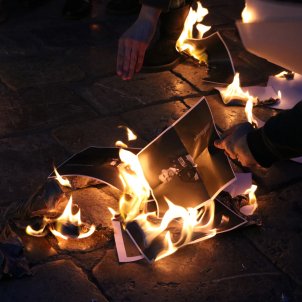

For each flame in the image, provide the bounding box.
[241,5,254,23]
[115,140,128,148]
[278,90,282,101]
[54,167,71,188]
[176,2,211,63]
[219,73,258,105]
[26,196,95,240]
[275,71,294,78]
[114,147,217,261]
[240,184,258,216]
[118,126,137,141]
[245,97,258,128]
[118,149,150,223]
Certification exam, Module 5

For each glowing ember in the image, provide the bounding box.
[245,97,258,128]
[176,1,211,63]
[219,73,258,105]
[26,196,96,240]
[54,167,71,188]
[240,185,258,216]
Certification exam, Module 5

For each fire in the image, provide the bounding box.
[26,196,96,240]
[110,147,217,261]
[115,140,128,148]
[219,73,257,105]
[26,169,95,240]
[176,1,211,63]
[245,97,258,128]
[278,90,282,101]
[241,4,254,23]
[118,126,137,141]
[240,184,258,216]
[275,71,294,79]
[54,166,71,188]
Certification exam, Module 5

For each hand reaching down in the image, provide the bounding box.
[117,5,162,80]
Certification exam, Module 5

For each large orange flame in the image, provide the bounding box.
[176,2,211,63]
[110,146,217,261]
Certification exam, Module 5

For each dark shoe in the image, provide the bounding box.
[63,0,91,20]
[106,0,141,15]
[142,4,190,72]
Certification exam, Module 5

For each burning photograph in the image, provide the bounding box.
[138,98,235,215]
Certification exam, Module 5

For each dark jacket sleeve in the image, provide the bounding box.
[247,101,302,167]
[142,0,171,10]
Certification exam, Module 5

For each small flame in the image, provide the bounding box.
[219,73,258,105]
[278,90,282,101]
[241,5,254,23]
[176,2,211,63]
[115,140,128,148]
[54,167,71,188]
[275,71,294,78]
[26,196,95,240]
[240,184,258,216]
[245,97,258,128]
[118,126,137,141]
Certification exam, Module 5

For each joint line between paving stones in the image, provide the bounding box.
[170,69,210,95]
[73,258,111,302]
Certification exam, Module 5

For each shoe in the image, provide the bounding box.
[63,0,91,20]
[106,0,141,15]
[142,4,190,72]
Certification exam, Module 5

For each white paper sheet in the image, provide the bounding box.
[224,173,252,198]
[243,0,302,23]
[267,74,302,110]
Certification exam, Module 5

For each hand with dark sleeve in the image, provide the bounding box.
[214,101,302,168]
[247,101,302,167]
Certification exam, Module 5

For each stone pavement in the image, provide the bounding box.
[0,0,301,301]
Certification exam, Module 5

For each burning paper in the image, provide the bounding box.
[176,1,210,63]
[26,168,95,241]
[50,98,260,262]
[175,2,235,84]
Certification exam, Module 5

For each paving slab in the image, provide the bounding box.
[93,233,294,302]
[0,31,44,57]
[52,116,146,153]
[0,56,85,90]
[0,133,68,206]
[89,72,195,107]
[31,22,114,50]
[244,181,302,285]
[67,42,118,78]
[0,83,97,137]
[121,101,189,141]
[0,260,108,302]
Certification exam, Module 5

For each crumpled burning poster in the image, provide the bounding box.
[54,98,259,263]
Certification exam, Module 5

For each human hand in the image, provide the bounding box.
[214,123,260,168]
[117,5,161,80]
